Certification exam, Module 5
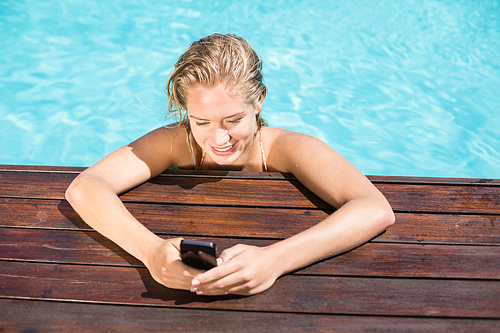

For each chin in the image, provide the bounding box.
[211,153,242,166]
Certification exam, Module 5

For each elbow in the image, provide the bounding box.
[379,200,396,230]
[65,174,114,211]
[65,178,83,210]
[65,175,94,211]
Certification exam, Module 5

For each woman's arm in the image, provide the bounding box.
[190,129,395,295]
[65,125,202,290]
[265,130,395,274]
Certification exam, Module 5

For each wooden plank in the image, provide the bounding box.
[1,170,500,213]
[1,228,499,279]
[1,299,498,333]
[0,197,332,235]
[165,169,500,186]
[0,228,143,267]
[121,175,328,208]
[0,165,291,180]
[385,213,500,245]
[0,170,328,209]
[123,178,500,213]
[122,181,500,214]
[3,164,500,185]
[1,198,499,245]
[0,165,85,173]
[376,183,500,214]
[0,171,73,199]
[108,179,493,215]
[2,299,498,333]
[369,174,500,186]
[302,242,500,279]
[1,261,498,318]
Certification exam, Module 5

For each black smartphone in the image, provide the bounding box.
[180,240,217,270]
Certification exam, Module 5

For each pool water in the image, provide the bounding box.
[1,0,499,178]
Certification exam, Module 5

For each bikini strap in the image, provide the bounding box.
[198,149,206,170]
[186,131,198,170]
[259,132,268,172]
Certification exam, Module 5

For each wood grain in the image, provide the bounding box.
[1,228,499,279]
[1,197,499,245]
[1,261,499,318]
[1,170,499,213]
[1,298,498,333]
[2,166,499,329]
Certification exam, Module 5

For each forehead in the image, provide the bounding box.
[185,84,250,118]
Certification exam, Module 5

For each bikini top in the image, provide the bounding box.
[197,133,268,172]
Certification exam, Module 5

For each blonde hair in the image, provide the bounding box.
[164,33,267,133]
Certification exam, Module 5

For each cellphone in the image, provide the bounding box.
[180,240,217,270]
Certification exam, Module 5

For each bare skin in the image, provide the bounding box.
[65,84,395,296]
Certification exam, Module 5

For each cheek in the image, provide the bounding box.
[230,126,251,140]
[231,118,257,139]
[190,126,210,144]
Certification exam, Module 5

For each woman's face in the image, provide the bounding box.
[185,84,263,166]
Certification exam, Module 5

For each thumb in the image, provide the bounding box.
[170,237,184,252]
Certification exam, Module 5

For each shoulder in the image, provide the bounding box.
[130,123,187,154]
[261,127,377,209]
[139,122,187,140]
[262,127,339,172]
[262,127,326,146]
[128,123,195,173]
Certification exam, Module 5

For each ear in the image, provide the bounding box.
[255,90,266,115]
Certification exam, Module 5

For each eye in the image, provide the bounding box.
[195,121,209,126]
[228,118,243,124]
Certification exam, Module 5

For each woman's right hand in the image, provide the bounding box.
[144,237,203,290]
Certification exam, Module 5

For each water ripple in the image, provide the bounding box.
[1,0,499,178]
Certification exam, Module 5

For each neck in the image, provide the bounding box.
[198,131,264,172]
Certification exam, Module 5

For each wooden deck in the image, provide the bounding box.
[1,165,499,332]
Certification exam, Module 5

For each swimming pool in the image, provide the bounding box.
[1,0,499,178]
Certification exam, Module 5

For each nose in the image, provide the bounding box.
[213,127,230,146]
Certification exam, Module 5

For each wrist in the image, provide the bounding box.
[263,243,290,278]
[136,234,164,268]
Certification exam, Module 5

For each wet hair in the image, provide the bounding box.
[164,33,267,133]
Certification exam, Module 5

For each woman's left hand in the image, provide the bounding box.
[189,244,281,296]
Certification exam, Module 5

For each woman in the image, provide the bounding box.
[66,33,395,296]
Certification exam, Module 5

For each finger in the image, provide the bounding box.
[218,244,250,262]
[193,263,264,296]
[157,259,203,290]
[193,273,246,296]
[190,258,249,294]
[190,260,240,291]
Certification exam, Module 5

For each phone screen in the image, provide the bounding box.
[180,240,217,270]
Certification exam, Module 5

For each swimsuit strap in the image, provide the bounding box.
[198,131,267,172]
[198,149,206,170]
[259,131,268,172]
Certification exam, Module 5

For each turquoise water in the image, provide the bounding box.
[1,0,499,178]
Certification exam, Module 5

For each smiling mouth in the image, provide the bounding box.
[211,143,236,154]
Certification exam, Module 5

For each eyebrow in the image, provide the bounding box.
[189,111,246,121]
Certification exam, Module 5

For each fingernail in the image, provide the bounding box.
[196,290,204,295]
[191,279,200,286]
[190,287,197,293]
[216,257,223,265]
